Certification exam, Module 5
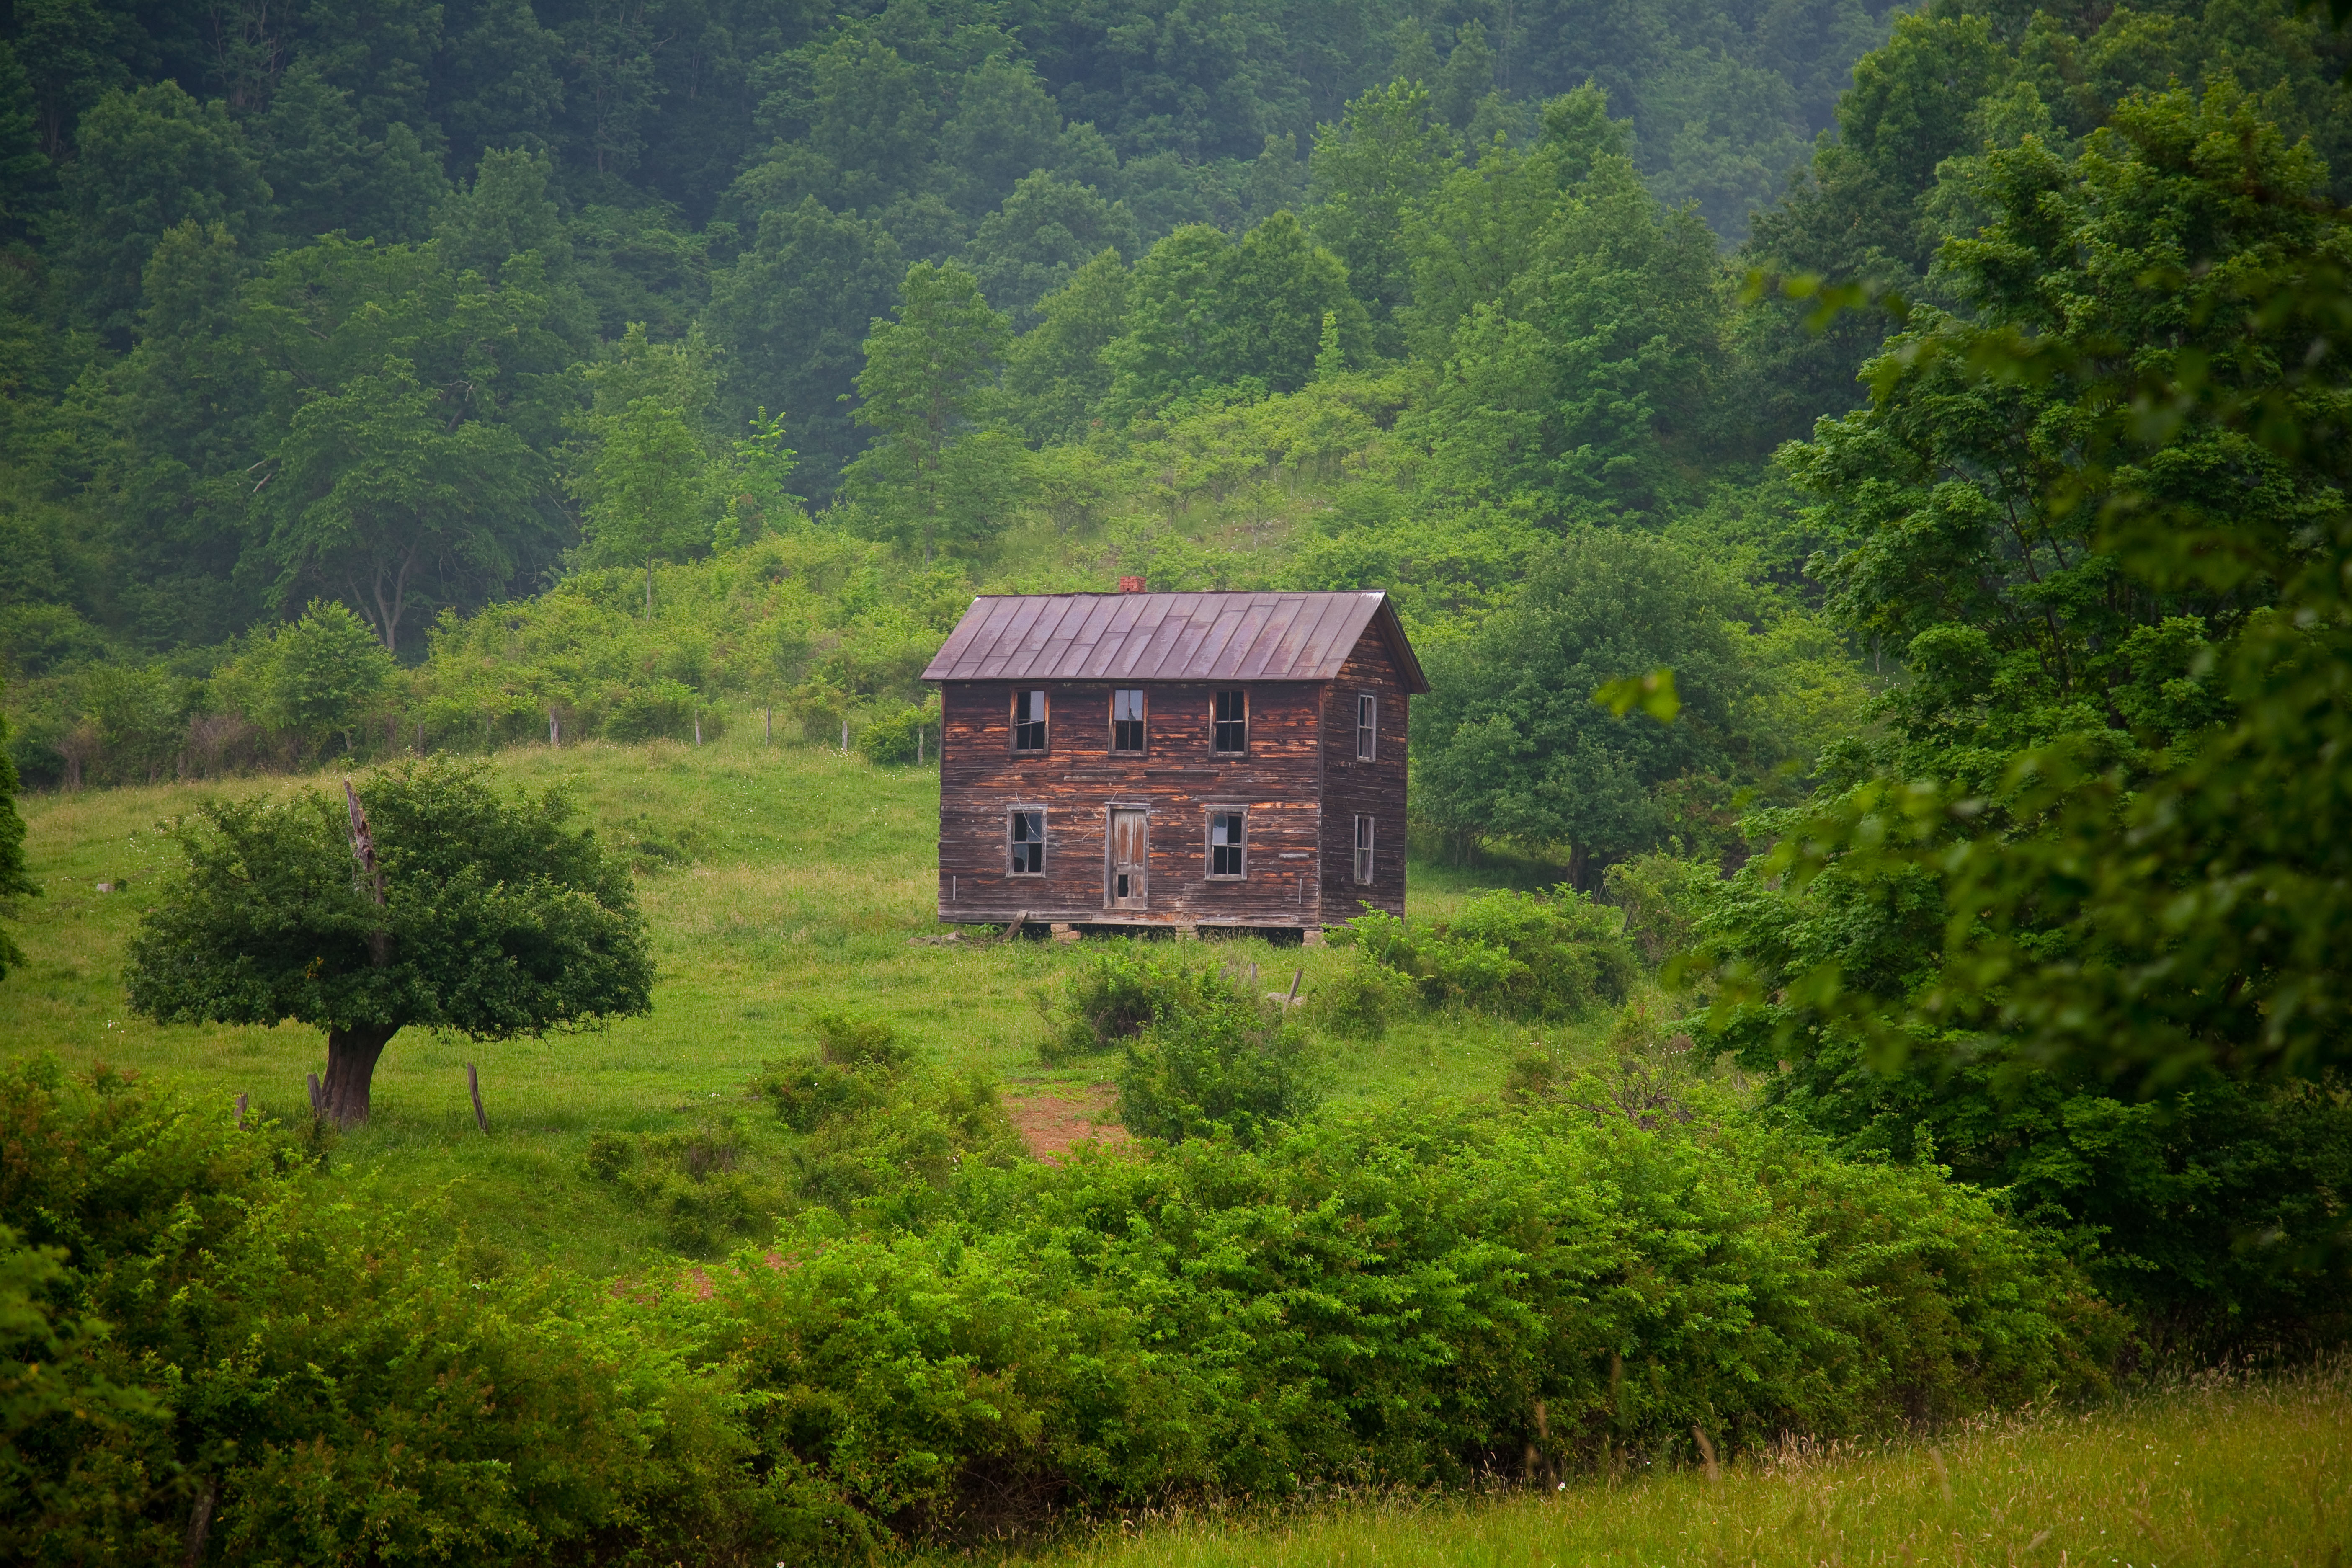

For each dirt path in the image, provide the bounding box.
[1003,1083,1129,1164]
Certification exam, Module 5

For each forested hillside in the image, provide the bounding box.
[5,0,2346,841]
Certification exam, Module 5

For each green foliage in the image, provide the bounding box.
[0,703,26,978]
[0,1057,773,1564]
[123,759,652,1055]
[582,1119,784,1253]
[1604,851,1722,968]
[1105,212,1370,418]
[1408,530,1758,880]
[1040,939,1235,1063]
[566,322,727,582]
[52,82,269,340]
[219,599,396,758]
[1301,952,1411,1040]
[1339,887,1639,1021]
[1699,83,2352,1340]
[1117,975,1323,1145]
[851,695,939,765]
[842,261,1016,564]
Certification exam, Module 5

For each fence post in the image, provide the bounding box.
[235,1091,248,1130]
[466,1064,488,1134]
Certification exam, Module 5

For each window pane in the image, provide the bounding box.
[1013,690,1047,751]
[1356,694,1376,761]
[1213,690,1246,752]
[1113,689,1145,751]
[1210,811,1244,876]
[1011,810,1044,872]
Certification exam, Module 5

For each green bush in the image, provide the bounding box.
[1603,851,1722,968]
[1336,887,1639,1020]
[582,1119,787,1252]
[810,1010,913,1069]
[853,697,940,765]
[0,1057,771,1565]
[1118,986,1324,1147]
[1302,954,1410,1040]
[1040,940,1232,1063]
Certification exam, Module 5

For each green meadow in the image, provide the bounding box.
[1008,1364,2352,1568]
[0,719,1578,1274]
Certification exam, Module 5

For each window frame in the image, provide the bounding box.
[1212,689,1248,756]
[1355,693,1377,761]
[1205,806,1248,880]
[1354,814,1375,885]
[1112,688,1147,755]
[1010,689,1049,754]
[1007,805,1047,876]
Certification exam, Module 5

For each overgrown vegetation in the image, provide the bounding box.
[2,1052,2124,1563]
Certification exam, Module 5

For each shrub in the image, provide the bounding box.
[1603,851,1721,968]
[1334,887,1639,1020]
[1303,954,1410,1040]
[758,1057,888,1132]
[853,698,940,764]
[0,1055,2128,1564]
[0,1057,771,1565]
[1040,941,1230,1063]
[582,1119,786,1254]
[1118,988,1324,1146]
[811,1011,913,1069]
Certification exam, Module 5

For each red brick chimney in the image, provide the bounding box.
[1118,575,1146,593]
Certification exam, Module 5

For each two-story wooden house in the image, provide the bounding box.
[921,587,1429,936]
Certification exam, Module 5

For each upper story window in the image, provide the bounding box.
[1208,810,1246,878]
[1354,814,1375,884]
[1212,690,1248,755]
[1355,693,1377,761]
[1113,689,1146,753]
[1011,690,1047,752]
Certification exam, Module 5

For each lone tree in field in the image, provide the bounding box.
[126,761,655,1125]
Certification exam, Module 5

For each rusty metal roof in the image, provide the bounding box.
[921,591,1430,693]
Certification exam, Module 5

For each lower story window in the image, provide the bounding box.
[1354,815,1375,884]
[1009,808,1045,874]
[1208,810,1246,878]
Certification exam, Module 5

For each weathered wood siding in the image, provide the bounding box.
[938,680,1328,928]
[1317,624,1410,923]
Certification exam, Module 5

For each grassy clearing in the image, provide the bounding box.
[0,719,1600,1273]
[1007,1366,2352,1568]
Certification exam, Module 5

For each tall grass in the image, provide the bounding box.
[1008,1363,2351,1567]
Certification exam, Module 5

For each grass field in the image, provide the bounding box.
[1012,1366,2352,1568]
[0,718,1593,1273]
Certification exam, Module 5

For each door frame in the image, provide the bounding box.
[1104,802,1150,910]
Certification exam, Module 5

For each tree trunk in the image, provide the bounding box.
[322,1023,399,1127]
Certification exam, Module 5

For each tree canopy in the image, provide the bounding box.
[125,760,653,1124]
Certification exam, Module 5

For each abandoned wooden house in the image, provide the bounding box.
[921,586,1429,937]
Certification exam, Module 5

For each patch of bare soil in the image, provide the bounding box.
[1004,1083,1129,1164]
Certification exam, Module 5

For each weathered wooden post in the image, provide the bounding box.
[235,1091,248,1130]
[466,1063,489,1133]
